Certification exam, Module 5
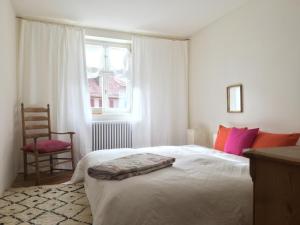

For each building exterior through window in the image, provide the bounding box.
[85,37,132,115]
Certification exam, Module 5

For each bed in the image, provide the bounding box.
[70,145,252,225]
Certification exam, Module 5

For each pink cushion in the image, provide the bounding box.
[24,140,71,153]
[224,128,259,155]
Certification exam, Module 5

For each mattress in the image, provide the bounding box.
[70,145,252,225]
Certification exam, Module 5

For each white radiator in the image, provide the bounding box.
[92,121,133,150]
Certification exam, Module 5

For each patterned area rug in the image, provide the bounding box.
[0,183,92,225]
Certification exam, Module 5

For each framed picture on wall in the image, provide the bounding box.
[227,84,243,113]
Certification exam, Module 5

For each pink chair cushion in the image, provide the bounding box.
[224,128,259,156]
[24,140,71,153]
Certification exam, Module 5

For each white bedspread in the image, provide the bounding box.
[70,145,252,225]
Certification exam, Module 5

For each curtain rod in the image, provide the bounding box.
[16,16,189,41]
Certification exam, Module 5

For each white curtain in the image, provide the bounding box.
[132,36,188,148]
[18,20,92,162]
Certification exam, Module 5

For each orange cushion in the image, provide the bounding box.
[252,132,300,148]
[214,125,232,151]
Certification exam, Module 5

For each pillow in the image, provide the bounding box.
[214,125,232,151]
[224,128,259,155]
[252,132,300,148]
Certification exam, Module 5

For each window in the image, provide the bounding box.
[85,37,132,115]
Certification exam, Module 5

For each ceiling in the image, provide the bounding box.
[12,0,248,38]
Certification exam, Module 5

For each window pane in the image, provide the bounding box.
[86,44,105,78]
[107,47,129,74]
[88,77,102,108]
[104,75,129,110]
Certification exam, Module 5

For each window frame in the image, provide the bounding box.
[85,38,132,117]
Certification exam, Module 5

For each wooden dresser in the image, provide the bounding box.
[244,147,300,225]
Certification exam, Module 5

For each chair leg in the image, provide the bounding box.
[70,134,75,171]
[70,149,75,171]
[23,152,27,180]
[50,155,53,175]
[34,153,40,185]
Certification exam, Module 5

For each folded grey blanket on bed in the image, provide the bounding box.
[88,153,176,180]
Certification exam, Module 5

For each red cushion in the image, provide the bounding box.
[24,140,71,153]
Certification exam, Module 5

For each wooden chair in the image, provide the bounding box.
[21,103,75,185]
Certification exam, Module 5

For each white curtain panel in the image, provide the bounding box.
[132,36,188,148]
[18,20,92,162]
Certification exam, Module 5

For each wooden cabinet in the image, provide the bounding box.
[244,147,300,225]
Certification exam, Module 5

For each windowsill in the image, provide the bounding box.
[92,112,132,122]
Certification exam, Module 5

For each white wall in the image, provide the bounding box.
[189,0,300,146]
[86,27,132,40]
[0,0,18,194]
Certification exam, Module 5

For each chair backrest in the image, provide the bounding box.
[21,103,52,146]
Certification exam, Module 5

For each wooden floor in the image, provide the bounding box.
[12,171,73,188]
